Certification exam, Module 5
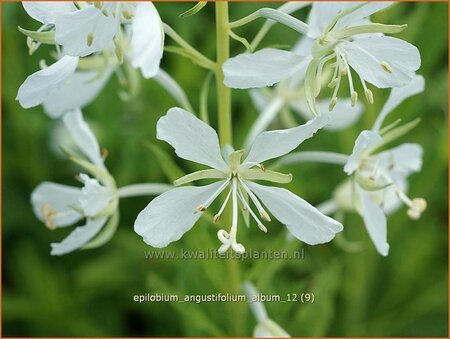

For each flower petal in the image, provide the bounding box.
[376,143,423,176]
[372,74,425,131]
[43,68,113,118]
[62,108,105,170]
[357,186,389,256]
[22,1,76,24]
[134,181,226,248]
[307,2,348,38]
[55,5,118,57]
[243,114,330,165]
[334,2,393,31]
[78,173,113,217]
[50,216,107,255]
[343,36,421,88]
[131,2,164,78]
[156,107,228,171]
[31,182,82,228]
[246,182,343,245]
[223,48,305,89]
[344,130,382,174]
[290,98,362,131]
[16,56,79,109]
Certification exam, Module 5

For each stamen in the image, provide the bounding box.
[358,75,374,104]
[213,187,233,223]
[380,61,393,73]
[396,189,427,220]
[329,56,342,111]
[41,204,57,230]
[194,179,230,213]
[340,53,357,107]
[237,188,267,233]
[239,179,271,222]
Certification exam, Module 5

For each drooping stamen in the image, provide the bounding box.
[195,179,230,213]
[237,187,267,233]
[340,53,358,107]
[358,74,374,104]
[239,179,271,222]
[396,188,427,220]
[213,186,233,223]
[329,57,342,111]
[328,57,340,89]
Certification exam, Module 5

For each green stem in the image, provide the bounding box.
[215,2,232,146]
[215,3,242,337]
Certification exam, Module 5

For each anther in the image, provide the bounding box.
[365,89,374,104]
[380,61,393,73]
[86,33,94,47]
[351,91,358,107]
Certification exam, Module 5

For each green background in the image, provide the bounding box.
[2,2,448,337]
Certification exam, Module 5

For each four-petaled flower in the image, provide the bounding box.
[223,2,421,115]
[17,1,164,117]
[339,75,426,256]
[134,108,343,253]
[31,108,118,255]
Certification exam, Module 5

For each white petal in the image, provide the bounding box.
[43,68,113,118]
[344,130,382,174]
[31,182,82,228]
[79,174,112,217]
[243,114,330,165]
[307,2,349,38]
[131,3,164,78]
[223,48,305,89]
[16,56,79,109]
[376,143,423,176]
[343,36,421,88]
[292,36,314,56]
[357,186,389,256]
[62,108,105,170]
[50,216,107,255]
[246,182,343,245]
[22,2,76,24]
[372,75,425,131]
[156,107,228,171]
[134,181,226,248]
[334,2,393,31]
[55,6,118,57]
[290,98,362,131]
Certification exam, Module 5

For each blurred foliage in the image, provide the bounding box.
[2,2,448,337]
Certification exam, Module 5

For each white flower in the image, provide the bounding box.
[134,108,343,253]
[341,75,426,256]
[245,38,363,147]
[17,2,164,117]
[223,2,421,115]
[243,281,290,337]
[31,108,117,255]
